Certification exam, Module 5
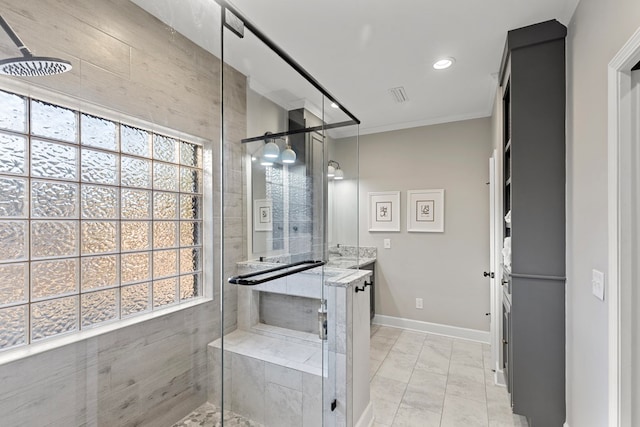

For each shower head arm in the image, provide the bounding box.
[0,15,34,58]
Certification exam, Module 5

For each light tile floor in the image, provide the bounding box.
[369,325,528,427]
[173,326,528,427]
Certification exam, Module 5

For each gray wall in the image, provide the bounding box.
[357,118,493,331]
[0,0,246,425]
[565,1,640,426]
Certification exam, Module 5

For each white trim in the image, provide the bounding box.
[355,402,374,427]
[564,423,571,427]
[489,149,503,377]
[331,110,491,139]
[494,368,506,387]
[607,24,640,427]
[372,314,490,344]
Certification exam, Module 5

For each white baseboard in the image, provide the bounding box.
[372,314,490,344]
[494,368,506,386]
[355,402,374,427]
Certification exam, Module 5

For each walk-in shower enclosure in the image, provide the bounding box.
[0,0,362,426]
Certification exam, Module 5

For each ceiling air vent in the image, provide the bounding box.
[388,86,409,103]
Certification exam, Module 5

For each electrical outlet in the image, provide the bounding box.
[592,269,605,301]
[416,298,423,309]
[384,239,391,249]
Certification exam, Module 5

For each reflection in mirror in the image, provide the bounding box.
[247,86,332,260]
[246,87,360,260]
[327,133,358,250]
[247,89,287,256]
[251,158,284,254]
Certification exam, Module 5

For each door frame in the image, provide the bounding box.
[489,150,504,384]
[607,25,640,427]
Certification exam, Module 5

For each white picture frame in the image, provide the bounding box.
[253,199,273,232]
[368,191,400,232]
[407,189,444,232]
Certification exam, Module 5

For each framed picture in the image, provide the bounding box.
[407,189,444,232]
[368,191,400,232]
[253,199,273,232]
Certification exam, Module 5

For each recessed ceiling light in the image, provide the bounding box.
[330,102,339,109]
[433,57,455,70]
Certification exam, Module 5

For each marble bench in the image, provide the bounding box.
[208,324,323,427]
[209,263,373,427]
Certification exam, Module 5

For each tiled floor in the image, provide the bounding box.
[369,325,528,427]
[173,326,528,427]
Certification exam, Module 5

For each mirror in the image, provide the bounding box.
[327,135,358,249]
[247,89,327,259]
[246,87,358,259]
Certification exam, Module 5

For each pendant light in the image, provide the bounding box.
[334,167,344,180]
[263,141,279,158]
[261,132,297,163]
[281,139,296,164]
[263,132,279,159]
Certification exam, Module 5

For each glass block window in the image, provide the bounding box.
[0,90,204,351]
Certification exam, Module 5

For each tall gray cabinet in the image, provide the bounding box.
[499,20,566,427]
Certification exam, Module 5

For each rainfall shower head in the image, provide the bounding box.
[0,56,72,76]
[0,15,72,77]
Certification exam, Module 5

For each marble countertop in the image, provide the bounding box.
[325,256,375,269]
[324,269,371,287]
[235,260,372,289]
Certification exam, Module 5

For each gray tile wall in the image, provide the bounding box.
[0,0,247,425]
[0,305,217,426]
[259,293,321,334]
[220,62,248,335]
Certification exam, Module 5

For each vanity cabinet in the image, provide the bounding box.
[499,20,566,427]
[360,262,375,320]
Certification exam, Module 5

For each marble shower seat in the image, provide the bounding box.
[210,327,323,376]
[208,327,323,426]
[209,262,373,426]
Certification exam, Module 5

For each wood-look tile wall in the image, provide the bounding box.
[0,0,246,425]
[0,0,220,140]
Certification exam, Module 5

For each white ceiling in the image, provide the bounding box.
[133,0,579,136]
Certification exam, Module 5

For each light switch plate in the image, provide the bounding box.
[383,239,391,249]
[416,298,423,309]
[592,269,605,301]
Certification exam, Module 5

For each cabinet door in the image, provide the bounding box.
[502,301,511,397]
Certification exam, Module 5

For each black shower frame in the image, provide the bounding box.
[216,0,361,130]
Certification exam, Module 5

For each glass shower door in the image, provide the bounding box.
[218,2,360,425]
[218,5,331,426]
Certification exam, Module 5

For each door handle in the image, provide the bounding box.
[483,271,495,278]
